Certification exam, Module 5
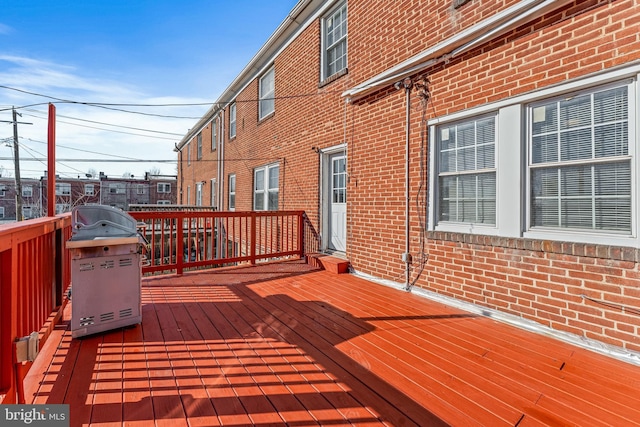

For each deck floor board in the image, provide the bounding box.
[26,260,640,426]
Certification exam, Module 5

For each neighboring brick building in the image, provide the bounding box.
[176,0,640,359]
[0,173,177,220]
[0,177,43,222]
[98,173,177,210]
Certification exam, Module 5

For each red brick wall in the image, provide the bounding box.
[178,0,640,354]
[423,233,640,352]
[346,0,640,355]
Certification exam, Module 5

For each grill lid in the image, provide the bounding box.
[70,205,138,240]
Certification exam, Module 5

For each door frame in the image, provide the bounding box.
[319,143,347,254]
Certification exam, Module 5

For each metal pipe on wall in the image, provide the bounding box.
[401,77,413,290]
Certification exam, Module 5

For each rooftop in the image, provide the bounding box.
[24,260,640,426]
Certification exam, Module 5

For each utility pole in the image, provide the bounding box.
[1,107,32,221]
[12,108,24,221]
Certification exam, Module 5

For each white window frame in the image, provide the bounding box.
[187,185,191,205]
[428,64,640,248]
[228,174,236,211]
[187,142,191,165]
[0,206,4,218]
[528,83,631,234]
[109,183,126,194]
[211,178,217,209]
[254,163,279,211]
[84,184,95,196]
[229,103,237,139]
[259,67,275,119]
[157,200,171,205]
[436,115,497,226]
[22,205,33,219]
[55,183,71,196]
[321,1,348,81]
[22,185,33,198]
[137,184,146,195]
[157,183,171,193]
[0,186,5,198]
[195,182,203,206]
[197,132,203,160]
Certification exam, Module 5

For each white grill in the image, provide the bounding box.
[67,205,143,338]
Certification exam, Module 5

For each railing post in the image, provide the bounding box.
[54,228,64,307]
[176,216,184,275]
[298,212,305,259]
[250,213,257,265]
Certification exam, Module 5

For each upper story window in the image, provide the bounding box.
[187,142,191,165]
[259,67,275,119]
[22,185,33,198]
[229,103,237,139]
[109,183,126,194]
[55,183,71,196]
[254,164,279,211]
[437,116,497,225]
[157,183,171,193]
[529,85,630,233]
[228,174,236,210]
[0,185,5,197]
[322,2,347,81]
[0,206,4,218]
[137,184,146,195]
[85,184,95,196]
[197,132,203,160]
[211,118,218,151]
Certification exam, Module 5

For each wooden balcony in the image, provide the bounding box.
[2,212,640,426]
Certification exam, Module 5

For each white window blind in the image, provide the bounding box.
[530,86,630,232]
[438,116,497,225]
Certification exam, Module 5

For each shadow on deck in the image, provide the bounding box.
[25,260,640,426]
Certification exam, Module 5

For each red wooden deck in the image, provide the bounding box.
[24,260,640,426]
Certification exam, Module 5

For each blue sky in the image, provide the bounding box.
[0,0,298,179]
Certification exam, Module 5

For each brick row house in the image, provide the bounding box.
[176,0,640,360]
[0,174,177,221]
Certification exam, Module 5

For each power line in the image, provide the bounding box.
[21,108,185,136]
[0,157,176,163]
[0,84,345,116]
[22,137,152,160]
[0,87,203,119]
[18,112,179,140]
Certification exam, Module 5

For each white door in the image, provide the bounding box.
[329,154,347,252]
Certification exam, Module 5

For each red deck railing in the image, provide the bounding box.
[130,210,313,275]
[0,215,72,404]
[0,209,318,404]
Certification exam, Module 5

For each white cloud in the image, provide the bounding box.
[0,55,209,179]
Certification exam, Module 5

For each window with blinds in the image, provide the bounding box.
[529,85,630,233]
[437,116,497,225]
[322,2,347,81]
